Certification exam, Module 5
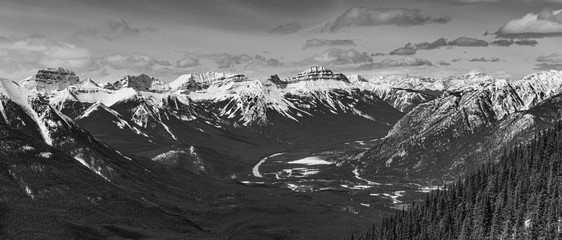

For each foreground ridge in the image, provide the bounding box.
[353,121,562,240]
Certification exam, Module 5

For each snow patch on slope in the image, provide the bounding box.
[74,155,111,182]
[0,78,53,145]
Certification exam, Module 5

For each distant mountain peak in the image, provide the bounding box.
[287,66,349,83]
[348,74,367,83]
[106,74,170,92]
[169,72,249,91]
[80,77,99,88]
[19,67,81,93]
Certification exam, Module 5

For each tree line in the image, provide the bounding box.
[352,121,562,240]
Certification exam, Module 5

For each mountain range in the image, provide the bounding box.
[2,65,562,239]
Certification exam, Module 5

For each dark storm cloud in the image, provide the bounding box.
[390,43,417,55]
[447,57,502,63]
[496,8,562,38]
[372,53,386,56]
[73,19,158,41]
[491,39,513,46]
[535,53,562,70]
[269,22,301,34]
[388,36,535,56]
[490,39,538,47]
[415,38,448,50]
[468,57,501,62]
[356,57,432,70]
[515,39,539,46]
[302,39,357,49]
[321,7,451,32]
[448,37,489,47]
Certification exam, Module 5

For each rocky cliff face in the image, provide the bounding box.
[286,66,348,83]
[353,75,440,113]
[8,66,562,187]
[0,78,140,182]
[20,67,80,93]
[370,88,436,113]
[23,66,401,170]
[169,72,249,91]
[360,70,562,183]
[184,66,402,132]
[106,74,170,92]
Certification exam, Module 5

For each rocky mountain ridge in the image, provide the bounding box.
[14,66,404,178]
[13,66,562,184]
[4,66,562,239]
[360,70,562,183]
[106,74,170,92]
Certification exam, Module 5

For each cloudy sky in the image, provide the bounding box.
[0,0,561,82]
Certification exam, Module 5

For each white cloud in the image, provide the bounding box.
[306,48,372,65]
[357,57,432,70]
[321,7,450,32]
[98,54,170,70]
[0,35,92,80]
[85,52,285,83]
[73,19,159,42]
[496,8,562,38]
[197,53,284,69]
[468,57,501,62]
[390,43,417,55]
[302,39,356,49]
[87,53,175,82]
[176,57,200,68]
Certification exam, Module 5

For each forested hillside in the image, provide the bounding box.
[354,121,562,240]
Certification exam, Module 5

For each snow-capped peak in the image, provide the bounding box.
[50,83,139,109]
[19,67,80,93]
[80,77,99,88]
[348,74,368,83]
[169,72,249,91]
[286,66,349,83]
[105,74,170,92]
[0,78,53,145]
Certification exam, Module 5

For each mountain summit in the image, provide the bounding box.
[20,67,80,93]
[105,74,170,92]
[287,66,349,83]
